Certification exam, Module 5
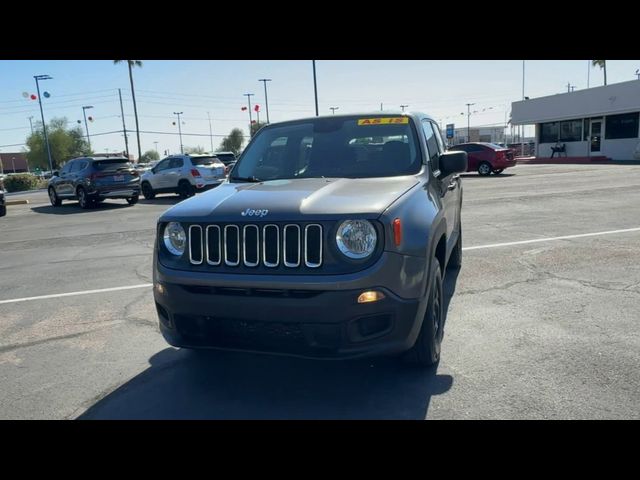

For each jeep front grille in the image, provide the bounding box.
[188,223,323,269]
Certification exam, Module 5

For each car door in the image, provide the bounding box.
[68,159,87,196]
[422,120,458,247]
[56,161,75,197]
[166,157,184,188]
[150,158,171,189]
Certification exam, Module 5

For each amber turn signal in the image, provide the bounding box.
[393,218,402,246]
[357,290,386,304]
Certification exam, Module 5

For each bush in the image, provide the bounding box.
[3,174,42,193]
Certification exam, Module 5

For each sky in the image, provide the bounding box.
[1,60,639,158]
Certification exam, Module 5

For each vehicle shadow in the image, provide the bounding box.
[31,202,134,215]
[78,272,459,420]
[460,173,516,179]
[139,196,183,205]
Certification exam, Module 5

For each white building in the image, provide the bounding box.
[511,79,640,161]
[448,126,506,145]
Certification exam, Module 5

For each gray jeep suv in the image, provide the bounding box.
[153,112,466,366]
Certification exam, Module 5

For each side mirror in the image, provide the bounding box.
[438,151,467,177]
[52,170,59,177]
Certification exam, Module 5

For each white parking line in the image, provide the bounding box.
[1,226,639,305]
[463,227,640,251]
[0,284,152,305]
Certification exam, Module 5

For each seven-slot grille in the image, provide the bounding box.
[188,224,323,268]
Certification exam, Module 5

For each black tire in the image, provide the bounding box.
[404,260,444,367]
[478,162,492,176]
[0,205,6,217]
[77,187,94,209]
[178,180,194,199]
[493,169,504,175]
[141,182,155,200]
[448,227,462,270]
[126,195,139,205]
[48,187,62,207]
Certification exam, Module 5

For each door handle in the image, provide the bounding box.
[447,183,457,191]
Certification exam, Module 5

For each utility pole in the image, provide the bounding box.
[380,103,383,111]
[173,112,184,154]
[34,74,53,173]
[400,104,409,112]
[466,103,475,142]
[587,60,591,88]
[244,93,255,136]
[258,78,272,124]
[153,141,159,155]
[330,107,339,115]
[118,89,130,160]
[521,60,526,157]
[635,69,640,80]
[207,111,214,152]
[82,105,94,150]
[312,60,319,116]
[28,116,34,135]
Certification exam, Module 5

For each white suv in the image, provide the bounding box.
[140,154,226,199]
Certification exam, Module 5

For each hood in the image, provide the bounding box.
[160,176,420,222]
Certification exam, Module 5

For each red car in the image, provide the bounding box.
[449,142,517,176]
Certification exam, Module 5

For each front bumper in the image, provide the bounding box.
[153,252,429,359]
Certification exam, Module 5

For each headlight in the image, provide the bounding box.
[336,220,377,259]
[163,222,186,256]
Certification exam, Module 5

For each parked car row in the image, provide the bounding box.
[46,152,237,209]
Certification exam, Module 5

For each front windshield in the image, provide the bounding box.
[232,116,421,181]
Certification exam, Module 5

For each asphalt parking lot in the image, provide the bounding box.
[1,163,639,419]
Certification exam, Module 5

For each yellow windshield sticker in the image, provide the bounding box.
[357,117,409,125]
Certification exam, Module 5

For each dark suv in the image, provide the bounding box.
[153,113,467,366]
[48,157,141,209]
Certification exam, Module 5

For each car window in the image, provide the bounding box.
[431,121,446,153]
[60,162,74,175]
[71,160,88,172]
[421,120,440,170]
[233,116,421,181]
[154,159,171,172]
[191,156,221,166]
[93,159,131,171]
[170,158,184,169]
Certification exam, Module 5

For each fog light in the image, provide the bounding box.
[357,290,385,304]
[154,283,165,295]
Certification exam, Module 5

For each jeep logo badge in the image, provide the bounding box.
[241,208,269,217]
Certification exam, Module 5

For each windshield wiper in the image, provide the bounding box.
[230,175,262,183]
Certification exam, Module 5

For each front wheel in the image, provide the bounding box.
[478,162,492,176]
[404,260,444,367]
[126,195,139,205]
[0,205,6,217]
[141,182,155,200]
[48,187,62,207]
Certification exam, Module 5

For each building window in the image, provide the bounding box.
[605,112,639,140]
[540,122,559,143]
[583,118,590,141]
[559,119,582,142]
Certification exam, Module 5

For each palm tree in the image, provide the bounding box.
[592,60,607,86]
[114,60,143,161]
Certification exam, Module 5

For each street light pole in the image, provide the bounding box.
[34,75,53,173]
[207,111,214,152]
[153,141,159,155]
[521,60,526,156]
[82,105,94,150]
[258,78,272,124]
[173,112,184,154]
[28,116,34,135]
[243,94,254,136]
[312,60,319,116]
[330,107,339,115]
[466,103,475,142]
[400,104,409,112]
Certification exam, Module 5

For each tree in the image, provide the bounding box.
[114,60,143,160]
[25,117,91,170]
[592,60,607,86]
[139,149,159,163]
[250,121,267,136]
[184,145,207,154]
[218,128,245,156]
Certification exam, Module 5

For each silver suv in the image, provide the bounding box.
[140,154,226,199]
